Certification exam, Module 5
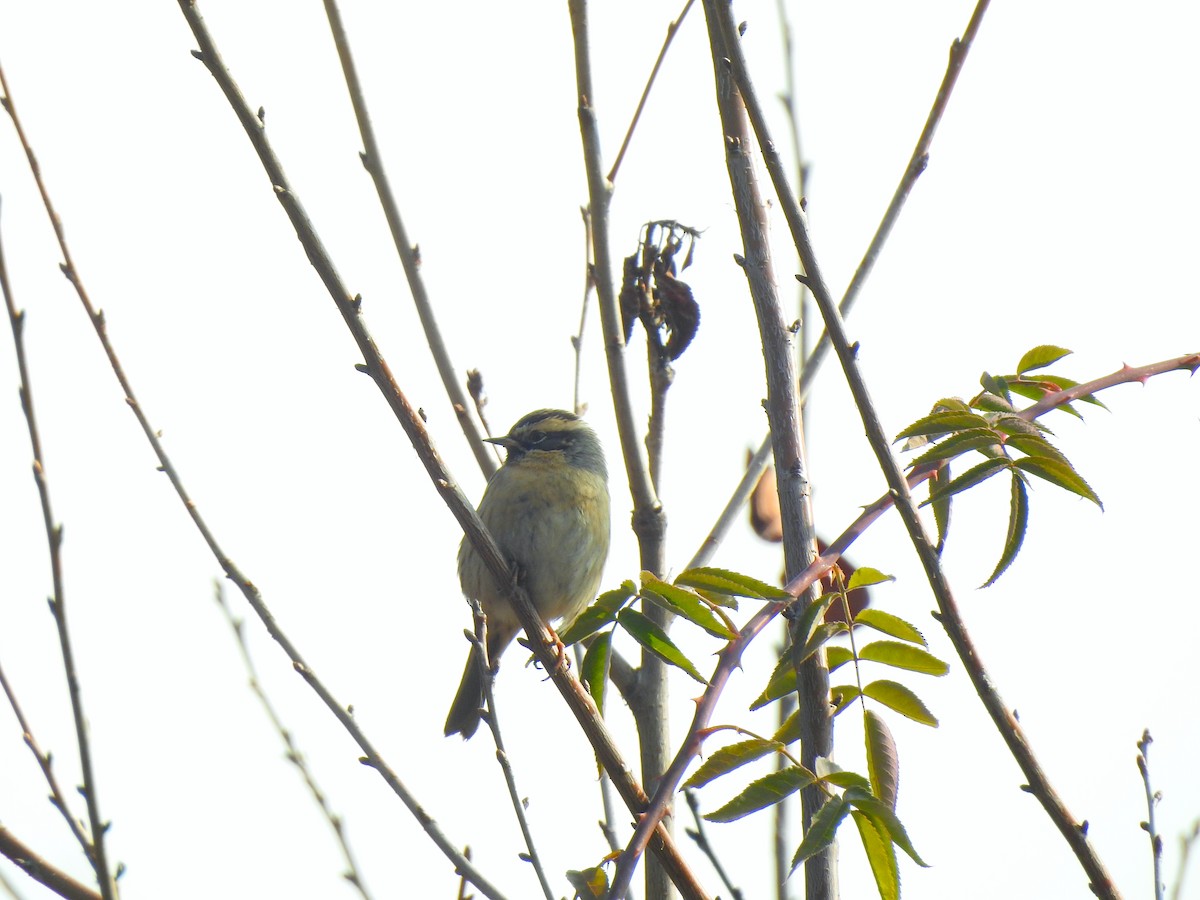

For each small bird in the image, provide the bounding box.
[445,409,611,739]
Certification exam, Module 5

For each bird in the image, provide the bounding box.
[445,409,611,739]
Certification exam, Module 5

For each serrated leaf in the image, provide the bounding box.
[895,410,991,440]
[863,680,938,726]
[931,397,972,413]
[581,630,612,715]
[675,567,790,601]
[846,567,894,592]
[831,684,861,716]
[789,796,849,874]
[1016,344,1072,375]
[859,641,949,676]
[641,573,737,640]
[1004,432,1070,466]
[922,456,1011,507]
[751,648,798,710]
[694,587,739,610]
[821,770,871,791]
[1034,374,1107,409]
[774,710,803,744]
[865,710,898,810]
[991,414,1050,438]
[1014,455,1102,507]
[826,646,854,673]
[973,391,1018,414]
[616,608,708,684]
[854,609,927,646]
[684,738,780,789]
[852,810,899,900]
[559,582,635,645]
[984,474,1029,588]
[845,787,929,867]
[909,429,1002,469]
[929,462,951,552]
[790,592,839,650]
[704,765,815,823]
[797,623,848,667]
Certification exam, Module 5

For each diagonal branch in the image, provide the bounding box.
[0,98,117,900]
[321,0,496,478]
[713,1,1139,894]
[175,3,707,897]
[0,826,102,900]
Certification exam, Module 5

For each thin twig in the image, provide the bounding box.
[686,0,992,575]
[0,118,117,900]
[0,826,101,900]
[1137,730,1164,900]
[1169,820,1200,900]
[9,9,510,897]
[469,603,556,900]
[573,206,596,416]
[683,790,744,900]
[0,209,97,873]
[321,0,496,478]
[176,3,705,897]
[607,0,696,185]
[214,583,375,900]
[0,659,92,863]
[715,2,1129,893]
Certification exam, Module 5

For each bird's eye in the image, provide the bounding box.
[527,430,547,444]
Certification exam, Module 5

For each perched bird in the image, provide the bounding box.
[445,409,611,739]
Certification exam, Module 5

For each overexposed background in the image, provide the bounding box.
[1,2,1197,898]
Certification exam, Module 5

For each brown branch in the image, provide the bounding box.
[600,349,1199,900]
[214,584,375,900]
[0,98,117,899]
[607,0,696,185]
[0,826,101,900]
[713,0,1153,892]
[176,3,707,897]
[321,0,496,478]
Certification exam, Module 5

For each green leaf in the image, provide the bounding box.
[852,810,899,900]
[581,630,612,715]
[991,414,1050,438]
[845,787,929,867]
[864,710,898,810]
[616,608,708,684]
[863,680,938,726]
[1016,344,1072,375]
[797,623,848,667]
[774,710,804,744]
[1014,455,1103,508]
[641,573,737,640]
[565,866,609,897]
[973,390,1018,414]
[559,582,635,645]
[683,738,780,789]
[908,429,1002,469]
[675,567,790,601]
[704,765,815,823]
[826,646,854,673]
[789,796,850,874]
[854,609,926,646]
[1003,432,1070,465]
[895,410,991,440]
[751,648,798,711]
[859,641,949,676]
[1033,374,1107,409]
[788,592,839,652]
[846,567,895,592]
[983,473,1029,588]
[821,769,871,791]
[922,456,1011,506]
[831,684,861,716]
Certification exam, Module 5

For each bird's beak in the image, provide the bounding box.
[484,434,520,451]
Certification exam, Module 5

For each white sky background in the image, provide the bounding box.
[1,2,1198,899]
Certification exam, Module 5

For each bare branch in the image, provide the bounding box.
[0,826,101,900]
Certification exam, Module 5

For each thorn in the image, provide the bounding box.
[1019,784,1033,793]
[351,293,362,310]
[732,253,746,268]
[190,49,205,62]
[359,151,369,169]
[1079,820,1089,835]
[354,363,369,374]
